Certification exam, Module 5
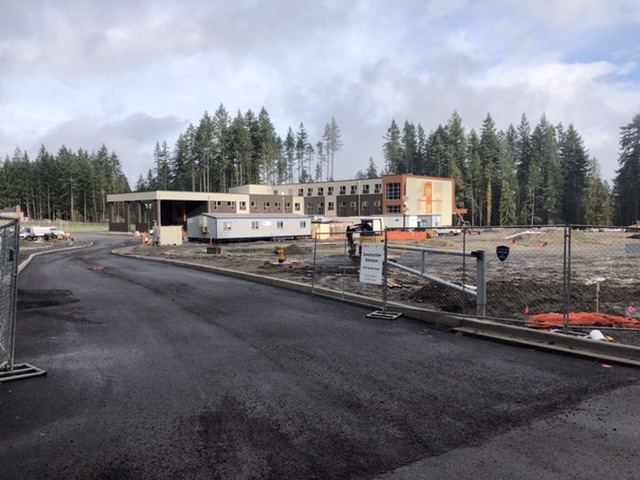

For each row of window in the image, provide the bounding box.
[291,183,383,197]
[305,200,383,212]
[214,200,302,211]
[245,220,308,230]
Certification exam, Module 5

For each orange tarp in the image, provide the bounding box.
[529,312,640,329]
[387,231,428,241]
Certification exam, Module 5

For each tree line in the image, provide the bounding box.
[0,144,130,222]
[137,104,344,193]
[1,104,638,227]
[383,112,640,227]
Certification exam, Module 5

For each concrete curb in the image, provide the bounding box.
[18,242,93,274]
[113,247,640,367]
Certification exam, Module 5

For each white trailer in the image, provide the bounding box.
[187,213,312,242]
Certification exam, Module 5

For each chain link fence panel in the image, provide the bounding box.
[0,217,19,371]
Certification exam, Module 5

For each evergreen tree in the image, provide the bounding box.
[295,123,309,182]
[613,113,640,225]
[365,157,378,178]
[322,117,342,181]
[478,114,501,226]
[498,131,518,225]
[515,114,533,224]
[559,123,589,223]
[383,119,402,174]
[283,127,296,183]
[401,121,417,174]
[584,158,613,225]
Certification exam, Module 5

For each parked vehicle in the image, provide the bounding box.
[49,228,66,240]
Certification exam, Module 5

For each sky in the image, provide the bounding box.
[1,0,639,187]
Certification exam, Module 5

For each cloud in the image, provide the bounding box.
[0,0,638,187]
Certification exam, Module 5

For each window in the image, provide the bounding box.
[214,200,222,210]
[298,188,304,196]
[294,202,301,211]
[239,201,247,211]
[251,201,258,210]
[307,202,314,212]
[362,184,370,194]
[251,221,259,230]
[339,202,346,210]
[374,200,382,211]
[387,205,401,213]
[300,220,307,228]
[386,182,401,200]
[318,202,324,209]
[350,185,357,194]
[328,186,334,195]
[264,202,270,210]
[362,201,369,209]
[350,201,357,208]
[339,186,346,195]
[227,201,235,209]
[274,190,279,195]
[275,202,281,210]
[286,202,291,209]
[317,187,324,195]
[307,188,313,196]
[223,221,232,231]
[374,183,382,194]
[277,221,284,229]
[328,202,335,211]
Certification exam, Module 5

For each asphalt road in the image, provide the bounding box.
[2,234,640,480]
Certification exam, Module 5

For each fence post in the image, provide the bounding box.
[382,229,389,312]
[475,250,486,318]
[311,229,319,297]
[563,224,572,333]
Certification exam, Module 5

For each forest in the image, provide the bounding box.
[1,105,639,227]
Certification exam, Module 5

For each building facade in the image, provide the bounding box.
[106,175,456,232]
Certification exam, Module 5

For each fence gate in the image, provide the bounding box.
[0,218,46,382]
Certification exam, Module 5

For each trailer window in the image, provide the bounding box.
[251,221,259,230]
[223,222,232,231]
[277,221,284,229]
[300,220,307,228]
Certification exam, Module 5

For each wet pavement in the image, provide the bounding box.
[1,234,639,479]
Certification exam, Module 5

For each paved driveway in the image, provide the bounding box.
[1,234,639,479]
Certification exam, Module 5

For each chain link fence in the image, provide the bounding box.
[305,224,640,342]
[0,217,19,372]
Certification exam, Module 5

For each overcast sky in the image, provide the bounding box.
[1,0,638,187]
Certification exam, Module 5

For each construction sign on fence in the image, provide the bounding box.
[359,243,384,285]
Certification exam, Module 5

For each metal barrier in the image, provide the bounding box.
[0,217,19,372]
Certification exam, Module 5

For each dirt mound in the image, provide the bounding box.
[283,244,310,255]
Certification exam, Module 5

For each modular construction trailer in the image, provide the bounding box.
[187,213,313,243]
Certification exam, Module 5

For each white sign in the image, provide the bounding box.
[359,243,384,285]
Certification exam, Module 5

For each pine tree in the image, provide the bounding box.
[383,119,402,174]
[613,113,640,225]
[584,158,613,225]
[479,114,501,226]
[559,124,589,224]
